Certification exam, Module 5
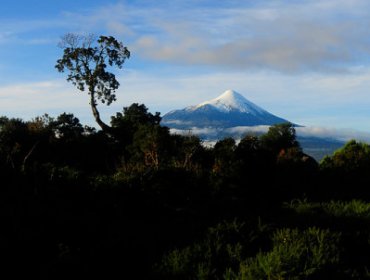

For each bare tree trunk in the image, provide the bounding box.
[22,141,39,172]
[90,93,112,133]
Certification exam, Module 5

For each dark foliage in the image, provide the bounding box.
[1,109,370,279]
[55,34,130,132]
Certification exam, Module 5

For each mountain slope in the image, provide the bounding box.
[162,90,289,129]
[162,90,344,161]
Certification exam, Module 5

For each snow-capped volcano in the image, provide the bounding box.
[162,89,290,129]
[195,89,268,114]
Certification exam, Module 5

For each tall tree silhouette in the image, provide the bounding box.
[55,34,130,132]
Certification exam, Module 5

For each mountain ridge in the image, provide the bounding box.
[162,89,290,129]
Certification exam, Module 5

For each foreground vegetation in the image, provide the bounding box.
[1,106,370,279]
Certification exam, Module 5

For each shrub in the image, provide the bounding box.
[156,219,267,279]
[286,199,370,219]
[227,227,341,280]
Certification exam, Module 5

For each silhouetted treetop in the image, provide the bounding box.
[260,123,300,154]
[55,33,130,132]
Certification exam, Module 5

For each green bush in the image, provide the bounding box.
[227,227,341,280]
[320,140,370,172]
[286,199,370,219]
[158,223,341,280]
[156,219,265,279]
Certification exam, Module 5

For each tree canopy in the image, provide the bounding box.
[1,109,370,278]
[55,34,130,132]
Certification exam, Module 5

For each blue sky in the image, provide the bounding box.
[1,0,370,138]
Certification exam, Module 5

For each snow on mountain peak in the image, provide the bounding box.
[196,89,266,114]
[217,89,241,99]
[162,89,290,129]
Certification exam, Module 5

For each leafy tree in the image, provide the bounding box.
[233,135,266,184]
[319,140,370,198]
[235,135,262,168]
[171,134,205,171]
[55,34,130,132]
[110,104,163,166]
[130,125,171,169]
[213,138,236,173]
[0,117,31,170]
[111,103,161,144]
[320,140,370,173]
[50,113,84,139]
[111,103,161,128]
[260,123,300,155]
[27,114,54,133]
[210,138,237,190]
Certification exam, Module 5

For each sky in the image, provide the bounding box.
[1,0,370,140]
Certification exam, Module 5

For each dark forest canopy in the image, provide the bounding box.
[2,103,370,278]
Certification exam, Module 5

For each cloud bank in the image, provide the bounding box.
[96,0,370,73]
[170,125,370,143]
[15,0,367,74]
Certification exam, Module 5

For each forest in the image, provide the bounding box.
[2,106,370,279]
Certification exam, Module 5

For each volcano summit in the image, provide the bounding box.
[162,90,290,129]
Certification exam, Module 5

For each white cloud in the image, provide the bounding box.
[170,125,370,143]
[32,0,370,73]
[0,18,70,46]
[296,126,370,142]
[115,0,370,73]
[2,1,370,72]
[225,126,269,135]
[0,80,93,122]
[170,127,219,137]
